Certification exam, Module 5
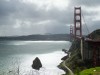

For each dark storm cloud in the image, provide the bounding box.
[0,0,17,25]
[0,0,99,36]
[0,0,38,25]
[0,0,67,25]
[0,0,16,16]
[0,0,71,36]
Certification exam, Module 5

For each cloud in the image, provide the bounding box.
[21,0,69,10]
[70,0,100,7]
[0,0,99,36]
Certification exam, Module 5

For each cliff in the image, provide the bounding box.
[58,29,100,75]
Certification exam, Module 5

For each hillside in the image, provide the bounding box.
[58,29,100,75]
[0,34,70,41]
[88,29,100,40]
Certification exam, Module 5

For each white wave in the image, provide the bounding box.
[7,51,67,75]
[3,41,70,45]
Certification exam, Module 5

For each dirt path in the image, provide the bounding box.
[62,61,74,75]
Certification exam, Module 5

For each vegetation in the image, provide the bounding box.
[88,29,100,40]
[0,34,70,41]
[58,39,86,75]
[79,67,100,75]
[58,29,100,75]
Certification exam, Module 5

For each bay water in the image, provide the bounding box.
[0,41,71,75]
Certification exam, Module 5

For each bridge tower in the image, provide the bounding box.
[74,7,82,38]
[70,25,73,41]
[74,7,83,60]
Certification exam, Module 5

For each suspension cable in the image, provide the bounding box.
[81,12,90,35]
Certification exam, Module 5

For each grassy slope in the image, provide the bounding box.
[79,67,100,75]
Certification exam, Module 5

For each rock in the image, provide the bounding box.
[32,57,42,70]
[61,55,68,60]
[62,49,68,53]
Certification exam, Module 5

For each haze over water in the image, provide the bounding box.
[0,41,71,75]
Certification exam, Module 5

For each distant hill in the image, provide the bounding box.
[0,34,70,41]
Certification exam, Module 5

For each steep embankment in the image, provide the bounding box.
[58,29,100,75]
[58,38,84,75]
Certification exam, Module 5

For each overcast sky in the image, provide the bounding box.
[0,0,100,36]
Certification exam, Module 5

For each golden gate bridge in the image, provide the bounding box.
[70,7,100,67]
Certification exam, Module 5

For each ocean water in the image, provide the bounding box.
[0,41,71,75]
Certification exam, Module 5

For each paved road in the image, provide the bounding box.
[62,61,74,75]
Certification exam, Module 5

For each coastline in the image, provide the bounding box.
[0,41,70,75]
[58,29,100,75]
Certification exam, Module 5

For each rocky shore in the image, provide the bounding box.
[58,29,100,75]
